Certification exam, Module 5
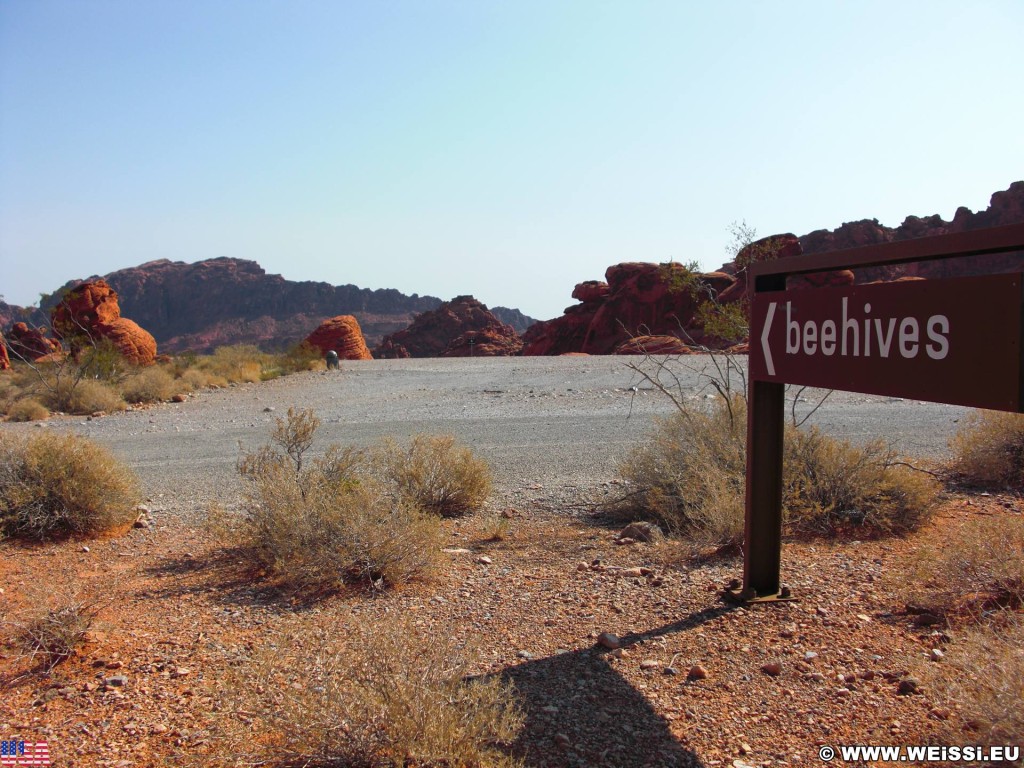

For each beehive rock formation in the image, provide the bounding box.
[50,279,157,366]
[304,315,373,360]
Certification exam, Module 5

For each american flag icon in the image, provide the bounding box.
[0,741,50,766]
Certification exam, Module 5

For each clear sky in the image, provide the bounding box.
[1,1,1021,321]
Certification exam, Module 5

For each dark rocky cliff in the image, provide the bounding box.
[43,258,445,353]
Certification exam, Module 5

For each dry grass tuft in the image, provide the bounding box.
[120,365,183,403]
[15,600,99,671]
[199,344,265,383]
[927,616,1024,749]
[0,431,140,539]
[5,397,49,422]
[950,410,1024,490]
[40,376,126,414]
[378,433,493,517]
[614,396,937,546]
[904,514,1024,620]
[214,619,523,768]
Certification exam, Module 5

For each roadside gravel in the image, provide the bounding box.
[5,355,969,521]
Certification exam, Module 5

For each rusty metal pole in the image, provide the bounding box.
[731,270,790,602]
[742,378,787,599]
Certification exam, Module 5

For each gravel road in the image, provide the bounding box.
[7,356,971,518]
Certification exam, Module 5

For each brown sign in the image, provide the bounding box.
[749,273,1023,412]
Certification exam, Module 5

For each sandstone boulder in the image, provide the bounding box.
[303,315,373,360]
[614,335,695,356]
[375,296,522,358]
[50,279,158,365]
[6,322,62,361]
[444,326,523,357]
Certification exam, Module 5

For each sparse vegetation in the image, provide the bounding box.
[378,433,493,517]
[0,431,140,539]
[614,396,937,546]
[216,620,523,768]
[950,410,1024,489]
[120,365,183,403]
[196,344,265,383]
[5,397,49,422]
[14,599,99,671]
[927,616,1024,749]
[904,514,1024,620]
[233,408,442,590]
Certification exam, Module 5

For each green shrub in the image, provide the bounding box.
[950,410,1024,489]
[120,365,182,403]
[378,433,493,517]
[614,396,937,546]
[0,431,140,539]
[234,408,440,590]
[216,620,523,768]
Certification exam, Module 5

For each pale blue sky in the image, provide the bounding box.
[2,0,1021,320]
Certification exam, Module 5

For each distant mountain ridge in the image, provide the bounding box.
[2,257,535,354]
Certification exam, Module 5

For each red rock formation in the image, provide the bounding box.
[614,335,695,356]
[444,326,524,357]
[0,334,10,370]
[96,317,158,366]
[304,316,373,360]
[523,263,737,356]
[523,182,1023,356]
[6,322,62,361]
[375,296,522,358]
[50,279,158,366]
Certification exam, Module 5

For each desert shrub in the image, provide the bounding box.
[216,620,522,768]
[6,397,49,422]
[199,344,265,383]
[178,367,226,390]
[0,431,140,539]
[950,410,1024,489]
[15,600,98,670]
[120,365,182,403]
[74,338,131,383]
[235,408,440,590]
[615,396,937,545]
[784,427,937,536]
[275,342,325,375]
[927,617,1024,749]
[614,397,746,546]
[38,375,126,414]
[378,433,493,517]
[904,514,1024,620]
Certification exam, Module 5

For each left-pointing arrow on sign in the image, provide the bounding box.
[761,302,776,377]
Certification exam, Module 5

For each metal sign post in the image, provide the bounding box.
[732,222,1024,602]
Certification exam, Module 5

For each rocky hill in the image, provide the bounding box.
[4,258,539,355]
[12,258,443,353]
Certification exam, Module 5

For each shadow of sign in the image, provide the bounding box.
[500,605,735,767]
